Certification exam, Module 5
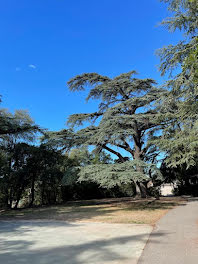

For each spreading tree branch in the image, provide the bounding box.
[101,144,126,162]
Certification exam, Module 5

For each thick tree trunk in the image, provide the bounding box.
[133,127,148,198]
[9,189,13,209]
[29,173,35,207]
[14,197,20,209]
[14,189,23,209]
[135,182,141,197]
[4,189,10,208]
[137,182,147,198]
[41,182,45,205]
[8,157,13,208]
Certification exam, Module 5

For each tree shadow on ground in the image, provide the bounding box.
[0,197,186,223]
[0,206,123,222]
[121,201,186,211]
[0,221,169,264]
[0,220,75,234]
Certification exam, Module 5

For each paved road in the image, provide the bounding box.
[0,221,152,264]
[138,198,198,264]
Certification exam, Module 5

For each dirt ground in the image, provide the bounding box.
[0,196,186,225]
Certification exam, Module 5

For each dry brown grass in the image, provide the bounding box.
[0,196,186,225]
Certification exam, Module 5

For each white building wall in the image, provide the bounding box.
[160,183,174,196]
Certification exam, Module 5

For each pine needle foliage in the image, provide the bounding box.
[155,0,198,168]
[0,109,39,141]
[65,71,164,189]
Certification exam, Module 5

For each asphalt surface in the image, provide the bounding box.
[138,198,198,264]
[0,221,152,264]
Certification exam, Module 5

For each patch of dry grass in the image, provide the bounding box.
[0,197,186,225]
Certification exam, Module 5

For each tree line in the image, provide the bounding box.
[0,0,198,208]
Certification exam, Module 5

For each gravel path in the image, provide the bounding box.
[138,198,198,264]
[0,221,152,264]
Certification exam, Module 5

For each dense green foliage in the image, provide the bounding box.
[155,0,198,168]
[0,108,39,138]
[0,107,135,208]
[64,71,165,197]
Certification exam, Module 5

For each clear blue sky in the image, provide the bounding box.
[0,0,182,131]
